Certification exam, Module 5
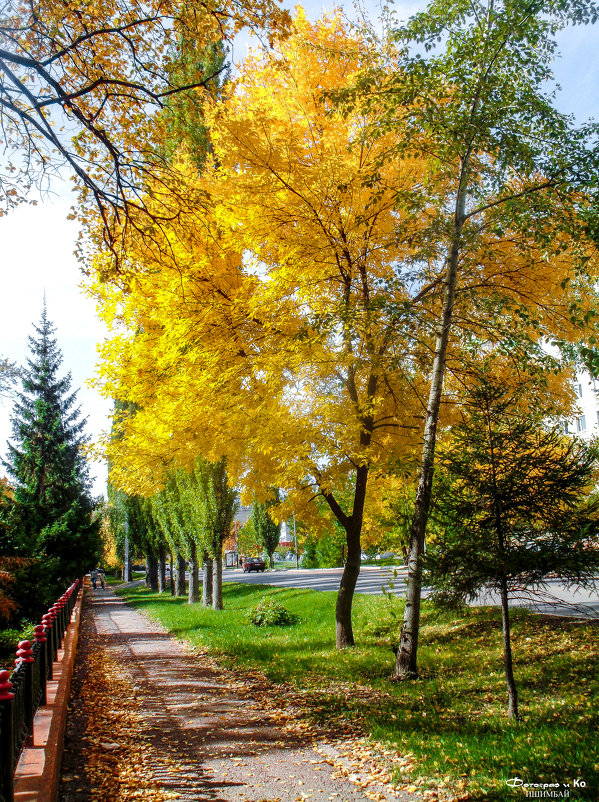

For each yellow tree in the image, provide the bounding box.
[90,12,431,648]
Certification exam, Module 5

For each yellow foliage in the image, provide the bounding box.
[86,11,599,539]
[89,13,428,514]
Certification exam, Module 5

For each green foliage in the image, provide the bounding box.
[0,307,101,601]
[301,533,319,569]
[0,621,34,670]
[0,356,19,398]
[149,456,237,562]
[251,494,280,567]
[315,527,346,568]
[427,371,599,607]
[247,596,299,627]
[236,519,258,557]
[198,456,238,559]
[163,38,229,171]
[299,528,346,569]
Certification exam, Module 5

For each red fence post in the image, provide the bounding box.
[42,612,55,678]
[34,625,48,706]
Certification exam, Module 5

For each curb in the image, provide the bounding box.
[13,584,85,802]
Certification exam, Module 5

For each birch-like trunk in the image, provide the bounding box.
[394,185,467,679]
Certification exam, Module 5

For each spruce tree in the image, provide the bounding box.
[2,305,101,589]
[426,369,599,718]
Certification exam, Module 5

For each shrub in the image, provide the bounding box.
[248,597,299,627]
[0,622,34,670]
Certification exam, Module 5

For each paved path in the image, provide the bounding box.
[59,587,415,802]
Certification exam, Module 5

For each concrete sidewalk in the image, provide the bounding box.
[59,587,415,802]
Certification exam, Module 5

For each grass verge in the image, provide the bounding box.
[114,582,598,801]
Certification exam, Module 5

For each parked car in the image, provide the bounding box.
[242,557,266,573]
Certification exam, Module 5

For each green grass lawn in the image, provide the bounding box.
[115,582,598,801]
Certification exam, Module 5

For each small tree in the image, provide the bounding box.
[251,494,281,569]
[426,373,599,718]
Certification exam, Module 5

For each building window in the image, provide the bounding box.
[576,415,586,432]
[575,383,583,398]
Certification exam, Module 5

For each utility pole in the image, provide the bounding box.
[293,511,299,569]
[123,514,130,582]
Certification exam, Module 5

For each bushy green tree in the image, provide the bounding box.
[426,373,599,718]
[1,307,101,616]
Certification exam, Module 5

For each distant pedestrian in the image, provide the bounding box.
[90,568,98,589]
[97,568,106,589]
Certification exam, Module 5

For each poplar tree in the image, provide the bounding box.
[199,457,237,610]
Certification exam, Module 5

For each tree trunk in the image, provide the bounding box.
[269,551,274,569]
[188,541,200,604]
[500,578,519,719]
[212,543,223,610]
[335,520,362,647]
[394,180,468,680]
[145,551,158,592]
[176,552,186,596]
[169,553,175,595]
[333,464,369,648]
[203,557,213,607]
[158,547,167,593]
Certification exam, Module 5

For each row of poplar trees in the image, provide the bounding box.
[107,449,238,610]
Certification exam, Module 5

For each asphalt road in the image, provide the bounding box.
[222,565,405,595]
[222,565,599,618]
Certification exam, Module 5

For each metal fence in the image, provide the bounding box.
[0,579,81,802]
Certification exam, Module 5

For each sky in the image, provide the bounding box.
[0,0,598,497]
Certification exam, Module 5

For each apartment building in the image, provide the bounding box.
[569,373,599,439]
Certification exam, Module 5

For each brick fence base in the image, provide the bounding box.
[13,584,85,802]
